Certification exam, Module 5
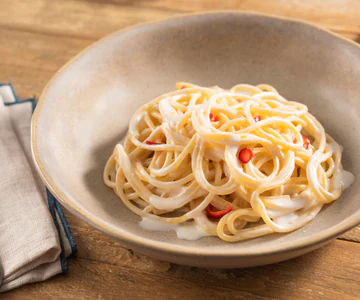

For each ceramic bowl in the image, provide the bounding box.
[31,12,360,268]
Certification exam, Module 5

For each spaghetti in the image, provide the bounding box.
[104,82,354,242]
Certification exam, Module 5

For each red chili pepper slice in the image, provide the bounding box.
[209,112,219,122]
[206,204,232,219]
[302,135,310,149]
[238,148,253,164]
[294,136,310,149]
[254,115,262,122]
[145,141,161,145]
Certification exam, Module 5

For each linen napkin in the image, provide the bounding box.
[0,83,77,293]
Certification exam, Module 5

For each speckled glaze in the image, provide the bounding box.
[31,12,360,268]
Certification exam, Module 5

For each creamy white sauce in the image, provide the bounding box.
[340,170,355,190]
[139,217,210,241]
[333,168,355,190]
[273,212,299,227]
[176,225,211,240]
[149,186,207,210]
[265,195,308,210]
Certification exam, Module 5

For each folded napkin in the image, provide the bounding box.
[0,83,77,293]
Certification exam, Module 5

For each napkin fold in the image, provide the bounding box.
[0,83,76,293]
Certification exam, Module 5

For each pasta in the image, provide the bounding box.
[104,82,354,242]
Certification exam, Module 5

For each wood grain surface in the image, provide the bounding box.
[1,1,360,299]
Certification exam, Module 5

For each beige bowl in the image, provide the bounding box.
[32,12,360,268]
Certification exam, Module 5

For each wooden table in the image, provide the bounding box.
[2,1,360,299]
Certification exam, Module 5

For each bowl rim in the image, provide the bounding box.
[31,11,360,258]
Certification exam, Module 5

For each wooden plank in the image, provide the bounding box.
[65,213,171,273]
[0,0,176,40]
[1,259,262,300]
[135,0,360,34]
[166,240,360,300]
[2,236,360,299]
[0,27,92,99]
[1,0,360,42]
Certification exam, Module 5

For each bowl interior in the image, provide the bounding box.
[33,12,360,256]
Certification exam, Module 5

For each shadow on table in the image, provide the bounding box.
[166,243,333,299]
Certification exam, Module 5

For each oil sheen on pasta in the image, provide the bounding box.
[104,82,354,242]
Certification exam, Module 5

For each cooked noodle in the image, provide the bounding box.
[104,82,354,242]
